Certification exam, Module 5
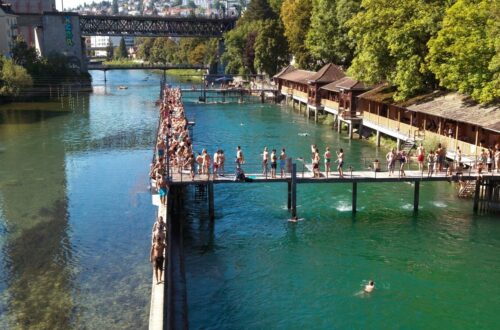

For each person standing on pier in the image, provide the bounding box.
[279,148,287,178]
[386,149,396,176]
[495,145,500,173]
[324,147,332,177]
[213,150,219,178]
[427,150,435,177]
[417,143,425,171]
[150,238,165,285]
[399,150,407,177]
[151,216,166,245]
[336,148,344,178]
[313,148,321,178]
[436,143,445,172]
[219,150,225,176]
[236,146,244,169]
[202,149,211,179]
[157,175,168,205]
[262,147,269,176]
[270,149,278,178]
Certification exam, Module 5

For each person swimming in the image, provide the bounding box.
[364,280,375,293]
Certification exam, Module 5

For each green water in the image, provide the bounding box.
[0,71,499,329]
[182,101,500,329]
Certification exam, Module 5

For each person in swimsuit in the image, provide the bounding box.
[219,150,225,176]
[279,148,287,178]
[202,149,211,179]
[364,280,375,293]
[236,146,244,169]
[417,143,425,171]
[386,149,396,176]
[313,148,320,178]
[427,150,435,177]
[270,149,277,178]
[151,216,166,245]
[324,147,332,177]
[150,239,165,284]
[336,148,344,178]
[196,152,203,175]
[158,175,168,205]
[262,147,269,176]
[399,150,406,177]
[213,150,219,178]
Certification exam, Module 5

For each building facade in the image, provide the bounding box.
[0,2,17,57]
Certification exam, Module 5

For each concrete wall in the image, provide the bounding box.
[40,13,86,71]
[0,9,17,57]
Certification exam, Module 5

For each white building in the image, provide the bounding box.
[0,2,17,58]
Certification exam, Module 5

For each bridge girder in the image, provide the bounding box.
[79,15,237,37]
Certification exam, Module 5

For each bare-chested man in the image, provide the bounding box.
[150,239,165,284]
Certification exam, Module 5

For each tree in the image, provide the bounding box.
[281,0,313,68]
[306,0,360,68]
[136,37,154,61]
[106,40,114,61]
[254,19,290,75]
[114,37,128,59]
[11,36,39,70]
[188,43,207,65]
[427,0,499,104]
[150,38,179,64]
[0,57,33,97]
[222,21,261,74]
[347,0,448,101]
[241,0,276,23]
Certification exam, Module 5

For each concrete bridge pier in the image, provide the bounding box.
[208,182,215,221]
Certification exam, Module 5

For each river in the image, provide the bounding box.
[0,71,499,329]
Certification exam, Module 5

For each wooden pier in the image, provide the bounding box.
[166,165,500,219]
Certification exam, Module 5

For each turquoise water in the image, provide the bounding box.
[0,71,499,329]
[182,100,500,328]
[0,71,159,329]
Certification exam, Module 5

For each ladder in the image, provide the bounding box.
[458,180,476,198]
[401,139,416,154]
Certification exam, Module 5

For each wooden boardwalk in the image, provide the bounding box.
[168,169,497,185]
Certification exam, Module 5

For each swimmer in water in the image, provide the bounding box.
[364,280,375,293]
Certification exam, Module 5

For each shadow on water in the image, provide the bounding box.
[3,198,75,329]
[0,109,70,125]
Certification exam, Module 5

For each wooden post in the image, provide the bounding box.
[348,123,353,139]
[337,117,342,133]
[287,181,292,210]
[208,182,214,221]
[352,182,357,214]
[291,163,297,219]
[473,179,481,213]
[414,180,420,213]
[376,130,381,147]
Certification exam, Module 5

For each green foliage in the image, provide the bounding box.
[347,0,448,101]
[11,36,38,70]
[254,19,289,75]
[281,0,313,68]
[241,0,276,23]
[427,0,499,104]
[223,21,261,74]
[306,0,360,68]
[150,38,179,64]
[114,37,128,60]
[0,56,33,96]
[136,37,154,60]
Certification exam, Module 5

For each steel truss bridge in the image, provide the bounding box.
[79,15,238,37]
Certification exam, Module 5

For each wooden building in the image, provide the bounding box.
[358,85,500,159]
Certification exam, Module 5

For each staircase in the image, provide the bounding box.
[401,139,416,154]
[458,180,476,198]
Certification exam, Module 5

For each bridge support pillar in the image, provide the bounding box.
[291,164,297,219]
[413,180,420,213]
[376,130,381,147]
[208,182,214,221]
[352,182,357,214]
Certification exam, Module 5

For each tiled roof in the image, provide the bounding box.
[321,77,371,92]
[307,63,345,84]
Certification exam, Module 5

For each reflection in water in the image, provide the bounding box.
[0,106,77,329]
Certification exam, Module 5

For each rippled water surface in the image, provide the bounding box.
[182,100,500,329]
[1,71,499,329]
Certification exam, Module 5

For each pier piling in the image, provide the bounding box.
[352,182,357,214]
[414,181,420,213]
[291,164,297,219]
[473,179,481,213]
[208,182,215,221]
[287,181,292,210]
